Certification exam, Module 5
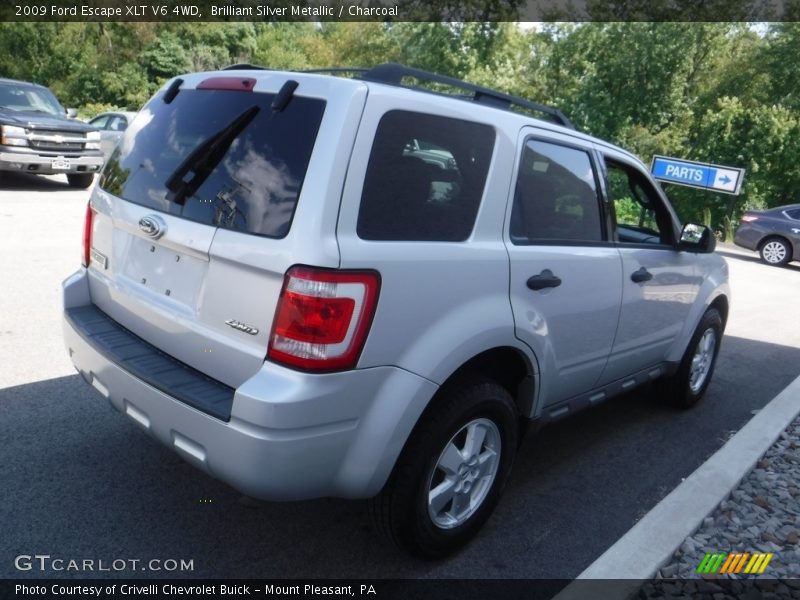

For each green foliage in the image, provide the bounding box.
[140,31,191,81]
[2,21,798,234]
[0,23,62,84]
[79,103,121,120]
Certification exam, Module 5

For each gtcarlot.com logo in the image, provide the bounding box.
[14,554,194,573]
[697,552,773,575]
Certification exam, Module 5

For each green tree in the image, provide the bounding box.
[692,98,800,223]
[0,23,61,85]
[139,30,191,82]
[253,23,317,69]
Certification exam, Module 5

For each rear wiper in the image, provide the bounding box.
[165,105,260,206]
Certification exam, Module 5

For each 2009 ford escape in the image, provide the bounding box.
[63,63,730,558]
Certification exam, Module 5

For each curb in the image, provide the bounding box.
[554,372,800,600]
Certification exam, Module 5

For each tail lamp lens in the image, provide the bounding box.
[82,203,94,267]
[268,266,380,371]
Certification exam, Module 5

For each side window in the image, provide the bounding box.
[108,116,127,132]
[357,110,495,242]
[785,208,800,221]
[89,115,109,130]
[510,140,603,243]
[605,159,675,245]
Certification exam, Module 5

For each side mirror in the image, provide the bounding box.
[66,108,78,118]
[679,223,716,253]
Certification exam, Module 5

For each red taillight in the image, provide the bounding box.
[82,203,94,267]
[268,266,380,372]
[741,214,758,223]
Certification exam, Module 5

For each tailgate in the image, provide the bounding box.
[84,76,330,388]
[88,197,289,388]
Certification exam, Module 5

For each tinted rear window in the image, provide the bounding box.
[357,110,495,241]
[100,86,325,239]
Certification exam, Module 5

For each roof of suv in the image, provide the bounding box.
[226,62,573,128]
[216,62,644,168]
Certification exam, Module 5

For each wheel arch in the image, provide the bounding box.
[435,346,538,419]
[757,234,791,251]
[708,294,729,330]
[400,346,539,459]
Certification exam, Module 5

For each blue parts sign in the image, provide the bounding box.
[651,155,745,195]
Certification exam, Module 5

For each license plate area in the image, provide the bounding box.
[120,236,207,309]
[51,158,70,170]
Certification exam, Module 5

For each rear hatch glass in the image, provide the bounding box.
[99,86,325,238]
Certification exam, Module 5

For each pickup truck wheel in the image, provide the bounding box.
[661,308,723,409]
[67,173,94,189]
[371,377,518,559]
[759,237,791,266]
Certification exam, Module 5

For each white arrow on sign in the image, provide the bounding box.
[713,168,739,192]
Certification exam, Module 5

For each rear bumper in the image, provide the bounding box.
[0,149,103,175]
[732,225,760,251]
[62,269,437,500]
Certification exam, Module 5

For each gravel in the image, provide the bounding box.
[638,418,800,598]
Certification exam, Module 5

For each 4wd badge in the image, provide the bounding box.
[225,320,259,336]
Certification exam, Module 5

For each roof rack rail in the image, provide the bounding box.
[225,65,368,77]
[223,63,272,71]
[361,63,574,129]
[220,62,574,129]
[300,67,369,77]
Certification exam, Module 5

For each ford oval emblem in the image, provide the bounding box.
[138,215,166,239]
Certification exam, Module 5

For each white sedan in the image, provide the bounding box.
[86,111,137,160]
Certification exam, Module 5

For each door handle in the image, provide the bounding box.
[527,269,562,291]
[631,267,653,283]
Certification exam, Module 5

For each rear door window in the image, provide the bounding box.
[357,110,495,241]
[108,116,128,132]
[510,140,604,243]
[89,115,110,129]
[100,86,326,239]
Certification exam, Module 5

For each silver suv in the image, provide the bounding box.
[62,64,730,558]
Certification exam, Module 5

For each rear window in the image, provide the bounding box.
[99,86,326,239]
[357,110,495,241]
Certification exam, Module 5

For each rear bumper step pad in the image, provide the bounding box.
[65,304,235,421]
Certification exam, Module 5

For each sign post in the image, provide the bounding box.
[651,155,745,195]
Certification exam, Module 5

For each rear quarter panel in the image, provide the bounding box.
[335,86,531,385]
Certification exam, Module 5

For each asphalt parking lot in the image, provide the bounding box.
[2,172,800,581]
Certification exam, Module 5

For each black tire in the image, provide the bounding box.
[660,308,723,409]
[759,237,792,266]
[371,377,518,559]
[67,173,94,189]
